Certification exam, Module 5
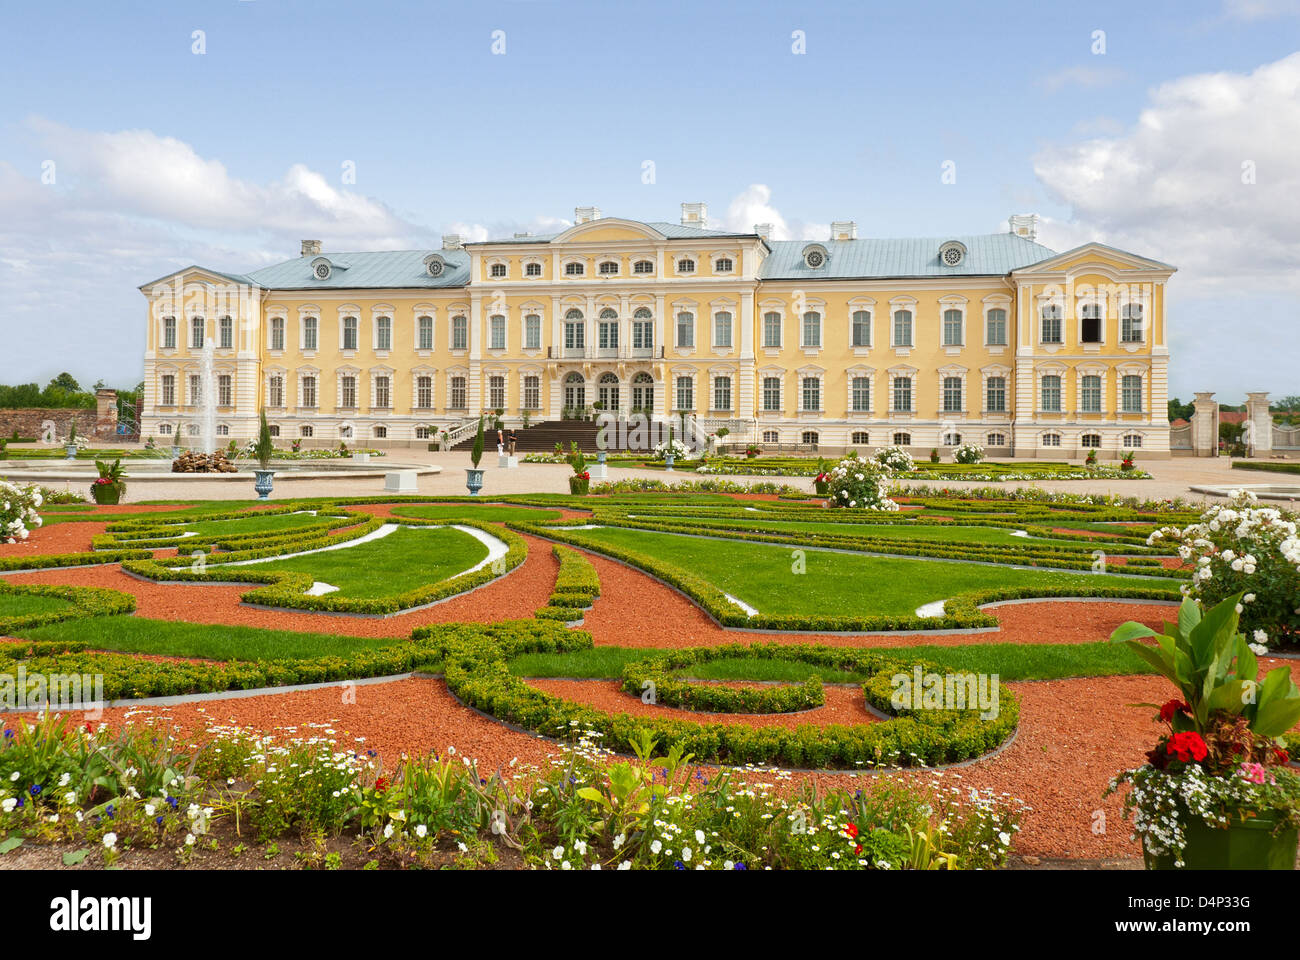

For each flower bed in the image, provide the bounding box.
[1,479,43,544]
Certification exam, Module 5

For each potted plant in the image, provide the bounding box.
[465,416,485,495]
[813,456,831,495]
[1085,448,1098,468]
[252,410,276,500]
[746,444,759,459]
[1106,593,1300,869]
[64,420,80,459]
[929,447,941,464]
[1120,449,1137,472]
[566,442,590,495]
[90,457,126,505]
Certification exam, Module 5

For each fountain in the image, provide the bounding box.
[200,336,217,455]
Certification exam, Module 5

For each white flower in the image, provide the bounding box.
[695,829,705,844]
[650,839,662,854]
[553,845,564,860]
[415,824,428,838]
[103,832,118,849]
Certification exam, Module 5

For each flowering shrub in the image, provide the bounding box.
[652,438,693,461]
[873,446,913,472]
[953,442,984,465]
[1147,490,1300,647]
[1,479,43,543]
[826,457,898,511]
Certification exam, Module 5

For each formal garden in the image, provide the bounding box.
[2,457,1299,871]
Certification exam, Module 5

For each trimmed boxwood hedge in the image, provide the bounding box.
[0,583,136,633]
[621,646,825,714]
[0,548,154,572]
[1231,460,1300,476]
[534,544,602,621]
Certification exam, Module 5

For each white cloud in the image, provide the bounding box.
[1038,65,1127,94]
[1222,0,1300,20]
[717,184,828,241]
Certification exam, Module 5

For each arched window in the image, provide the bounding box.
[632,308,653,351]
[676,258,695,274]
[563,371,586,411]
[1123,433,1143,448]
[763,311,782,348]
[342,316,359,351]
[489,314,506,350]
[525,262,542,277]
[565,261,584,276]
[417,315,434,351]
[942,309,963,347]
[631,372,654,412]
[1081,432,1102,448]
[598,260,619,275]
[375,316,392,351]
[1042,432,1062,447]
[490,263,507,278]
[212,314,228,348]
[598,308,618,351]
[801,311,821,348]
[713,311,733,348]
[714,257,733,273]
[524,314,542,350]
[986,309,1007,346]
[1040,305,1063,344]
[676,312,694,349]
[270,317,285,351]
[302,316,318,351]
[851,431,870,445]
[1121,304,1144,342]
[893,310,913,347]
[633,260,654,274]
[451,315,468,351]
[942,432,962,446]
[893,432,911,446]
[564,309,585,351]
[801,431,820,446]
[762,430,779,443]
[986,432,1006,446]
[163,316,177,349]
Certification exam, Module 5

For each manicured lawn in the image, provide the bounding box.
[507,641,1154,682]
[0,591,76,619]
[15,615,396,660]
[116,510,344,540]
[618,514,1082,546]
[556,526,1176,617]
[391,504,563,523]
[210,524,489,598]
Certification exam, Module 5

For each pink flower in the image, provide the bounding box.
[1239,762,1268,785]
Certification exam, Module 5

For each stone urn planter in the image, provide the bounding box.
[253,469,276,501]
[465,468,485,496]
[664,452,675,471]
[64,444,78,460]
[1143,812,1298,871]
[90,481,123,505]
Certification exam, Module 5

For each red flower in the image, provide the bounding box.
[1158,699,1190,723]
[1275,747,1291,764]
[1166,731,1209,764]
[579,471,590,480]
[854,844,863,855]
[844,822,858,839]
[374,776,389,793]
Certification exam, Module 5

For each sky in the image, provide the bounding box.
[1,0,1298,403]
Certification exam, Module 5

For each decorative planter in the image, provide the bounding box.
[466,468,485,496]
[90,482,122,505]
[1144,812,1299,871]
[597,450,607,465]
[664,453,675,471]
[814,480,829,496]
[568,476,590,496]
[253,469,276,501]
[64,444,78,460]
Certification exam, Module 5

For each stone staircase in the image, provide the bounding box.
[450,420,632,454]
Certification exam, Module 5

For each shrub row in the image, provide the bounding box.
[621,646,825,714]
[0,548,153,572]
[0,583,136,633]
[1231,460,1300,476]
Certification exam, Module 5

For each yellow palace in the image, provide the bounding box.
[139,204,1174,456]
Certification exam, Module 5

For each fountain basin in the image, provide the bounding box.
[0,459,440,484]
[1190,482,1300,502]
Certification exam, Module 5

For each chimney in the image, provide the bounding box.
[513,231,533,239]
[301,239,322,257]
[1008,214,1039,242]
[830,220,857,241]
[574,206,601,224]
[753,223,773,241]
[442,233,463,250]
[680,202,707,227]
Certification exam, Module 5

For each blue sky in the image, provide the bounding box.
[2,0,1298,402]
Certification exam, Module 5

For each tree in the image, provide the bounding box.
[469,415,485,469]
[47,372,81,394]
[1167,397,1195,422]
[1274,395,1300,413]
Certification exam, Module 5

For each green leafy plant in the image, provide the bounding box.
[470,416,485,469]
[254,410,275,470]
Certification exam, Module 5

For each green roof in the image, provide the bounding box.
[758,233,1058,280]
[245,249,470,290]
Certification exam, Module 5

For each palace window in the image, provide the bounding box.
[713,376,732,411]
[523,375,541,410]
[763,311,782,348]
[1081,303,1102,343]
[565,261,584,276]
[851,375,871,412]
[216,424,229,437]
[1121,304,1144,342]
[341,375,357,408]
[191,316,205,349]
[268,424,280,438]
[801,376,821,411]
[632,308,653,350]
[376,316,392,351]
[342,316,358,351]
[451,316,468,351]
[986,376,1006,413]
[303,317,318,351]
[986,308,1007,346]
[270,317,285,351]
[489,315,506,350]
[340,425,353,440]
[565,310,585,350]
[852,310,871,348]
[633,260,654,274]
[762,430,779,443]
[893,432,912,446]
[802,431,820,446]
[488,375,505,410]
[762,376,781,411]
[942,309,963,347]
[676,258,695,273]
[1123,433,1143,448]
[300,424,314,438]
[416,375,433,409]
[598,309,618,350]
[449,375,467,410]
[802,311,821,348]
[374,376,391,409]
[942,432,962,446]
[525,262,543,277]
[1040,305,1063,344]
[598,260,619,275]
[490,263,507,278]
[268,375,284,408]
[1041,374,1062,412]
[851,431,870,445]
[676,312,694,349]
[892,376,913,412]
[525,314,542,350]
[418,316,434,351]
[188,374,201,405]
[373,425,387,439]
[160,374,176,406]
[415,426,430,440]
[942,376,963,413]
[163,317,177,349]
[219,316,234,350]
[714,311,733,348]
[301,376,317,408]
[714,257,733,273]
[1081,432,1102,448]
[1042,433,1062,447]
[675,375,694,410]
[1121,374,1143,413]
[1080,374,1102,413]
[987,432,1006,446]
[893,310,913,347]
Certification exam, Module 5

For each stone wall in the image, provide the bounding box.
[0,392,119,441]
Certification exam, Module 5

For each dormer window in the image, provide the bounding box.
[598,260,619,275]
[714,257,734,273]
[311,257,332,280]
[489,263,507,278]
[423,253,445,278]
[802,244,828,269]
[633,260,654,274]
[938,240,967,267]
[565,261,585,276]
[677,258,696,273]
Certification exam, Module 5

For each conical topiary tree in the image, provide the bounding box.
[470,415,485,468]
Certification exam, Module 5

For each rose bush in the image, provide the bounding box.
[1,480,43,543]
[873,446,914,473]
[1148,490,1300,648]
[953,442,984,465]
[826,456,898,511]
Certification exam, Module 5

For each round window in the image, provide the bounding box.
[428,260,443,277]
[314,263,330,279]
[942,246,963,266]
[805,250,824,268]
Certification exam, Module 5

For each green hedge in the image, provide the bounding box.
[0,548,153,572]
[1231,460,1300,476]
[621,646,825,714]
[0,583,136,633]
